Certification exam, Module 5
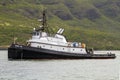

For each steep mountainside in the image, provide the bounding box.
[0,0,120,49]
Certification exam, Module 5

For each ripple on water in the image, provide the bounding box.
[0,50,119,80]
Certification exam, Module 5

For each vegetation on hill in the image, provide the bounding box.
[0,0,120,50]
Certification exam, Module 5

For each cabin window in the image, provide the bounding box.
[33,32,39,36]
[37,32,39,36]
[63,48,64,50]
[33,32,36,36]
[73,49,74,51]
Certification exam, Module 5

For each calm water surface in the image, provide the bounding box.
[0,50,120,80]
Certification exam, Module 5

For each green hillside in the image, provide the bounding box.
[0,0,120,50]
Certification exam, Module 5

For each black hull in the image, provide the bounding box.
[8,44,116,59]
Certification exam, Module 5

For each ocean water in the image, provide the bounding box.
[0,50,119,80]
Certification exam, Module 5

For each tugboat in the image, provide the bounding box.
[8,10,116,59]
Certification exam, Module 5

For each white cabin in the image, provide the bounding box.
[27,28,87,54]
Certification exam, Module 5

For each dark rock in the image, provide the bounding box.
[53,10,73,20]
[85,9,101,20]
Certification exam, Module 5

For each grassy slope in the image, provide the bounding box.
[0,0,120,50]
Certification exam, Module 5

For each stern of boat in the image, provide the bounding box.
[8,44,23,59]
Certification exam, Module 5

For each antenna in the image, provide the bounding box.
[42,10,47,31]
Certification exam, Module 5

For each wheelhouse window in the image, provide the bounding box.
[33,32,39,36]
[33,32,36,36]
[37,32,39,36]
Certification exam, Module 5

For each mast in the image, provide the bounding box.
[38,10,54,34]
[41,10,47,31]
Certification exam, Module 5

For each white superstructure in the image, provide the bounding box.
[27,10,87,54]
[27,28,87,54]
